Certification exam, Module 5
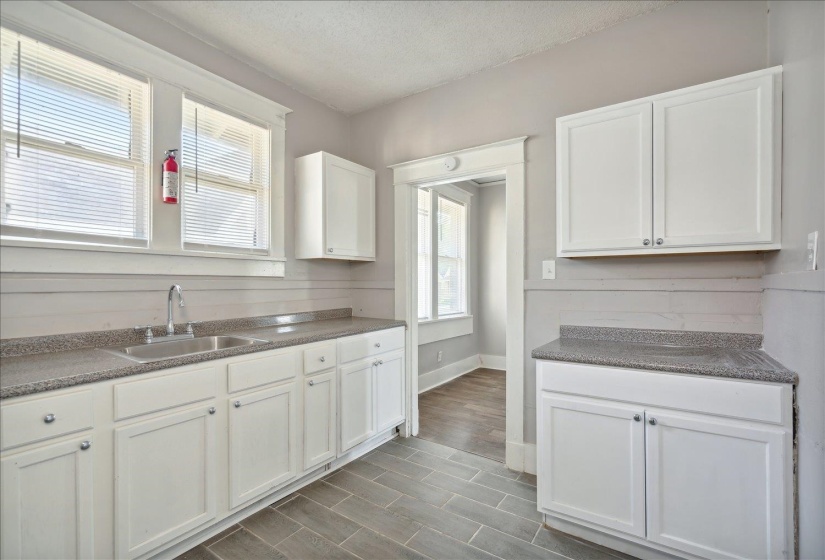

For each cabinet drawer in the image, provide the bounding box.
[115,366,216,420]
[1,390,93,450]
[339,328,404,364]
[228,350,300,393]
[304,343,336,375]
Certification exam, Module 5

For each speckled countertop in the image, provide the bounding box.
[0,310,405,399]
[531,325,796,385]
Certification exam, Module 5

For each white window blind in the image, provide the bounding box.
[417,187,468,322]
[417,188,431,320]
[0,28,150,246]
[437,196,466,317]
[181,96,270,254]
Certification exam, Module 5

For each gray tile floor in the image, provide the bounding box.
[177,437,636,560]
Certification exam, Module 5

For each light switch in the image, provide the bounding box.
[542,260,556,280]
[807,231,819,271]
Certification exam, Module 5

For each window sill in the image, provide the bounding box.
[0,238,286,277]
[418,315,473,345]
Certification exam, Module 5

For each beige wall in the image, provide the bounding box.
[1,1,356,338]
[764,2,825,557]
[347,0,769,443]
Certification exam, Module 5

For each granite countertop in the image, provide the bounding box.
[531,325,796,385]
[0,310,405,399]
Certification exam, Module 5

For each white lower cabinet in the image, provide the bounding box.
[115,405,217,559]
[303,371,337,470]
[374,350,405,433]
[644,409,788,560]
[0,437,94,560]
[228,383,298,509]
[339,358,375,453]
[0,327,406,560]
[537,361,793,560]
[537,394,646,537]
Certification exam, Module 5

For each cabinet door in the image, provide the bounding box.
[339,359,375,453]
[645,410,789,560]
[303,371,336,470]
[557,102,653,254]
[653,73,776,248]
[0,438,94,560]
[115,406,216,558]
[229,383,298,509]
[374,350,405,432]
[325,158,375,258]
[537,394,645,537]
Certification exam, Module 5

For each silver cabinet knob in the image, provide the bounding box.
[656,238,664,245]
[375,342,381,348]
[208,407,216,415]
[328,248,334,253]
[80,441,91,450]
[308,380,314,386]
[234,401,241,408]
[319,356,326,362]
[633,414,641,422]
[643,239,650,246]
[649,417,657,425]
[44,414,56,424]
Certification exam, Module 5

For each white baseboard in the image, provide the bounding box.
[505,441,537,475]
[418,354,481,393]
[479,354,506,370]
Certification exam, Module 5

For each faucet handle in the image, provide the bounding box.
[185,321,201,335]
[134,325,154,343]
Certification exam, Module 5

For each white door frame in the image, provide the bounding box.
[390,136,528,471]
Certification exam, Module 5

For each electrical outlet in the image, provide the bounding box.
[542,260,556,280]
[807,231,819,271]
[437,351,443,363]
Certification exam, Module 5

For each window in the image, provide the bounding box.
[181,97,271,254]
[417,185,469,323]
[0,28,150,246]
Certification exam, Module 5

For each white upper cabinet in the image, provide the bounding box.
[557,67,781,257]
[295,151,376,261]
[557,103,653,253]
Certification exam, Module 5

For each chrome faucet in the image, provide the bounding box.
[167,284,185,336]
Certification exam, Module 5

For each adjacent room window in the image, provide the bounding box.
[418,185,469,322]
[0,28,150,246]
[181,96,271,254]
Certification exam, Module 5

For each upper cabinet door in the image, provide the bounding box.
[325,156,376,259]
[557,102,653,255]
[653,73,777,249]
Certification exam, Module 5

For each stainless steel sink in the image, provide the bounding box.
[103,335,270,363]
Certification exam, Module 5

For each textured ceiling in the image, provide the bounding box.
[130,0,675,114]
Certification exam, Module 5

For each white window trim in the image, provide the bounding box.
[417,183,472,343]
[0,2,291,277]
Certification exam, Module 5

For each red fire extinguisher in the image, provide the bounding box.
[162,149,179,204]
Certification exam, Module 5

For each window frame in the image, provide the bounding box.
[0,5,291,277]
[417,183,473,343]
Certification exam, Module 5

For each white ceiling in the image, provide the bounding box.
[130,0,675,114]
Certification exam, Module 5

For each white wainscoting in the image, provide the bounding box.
[418,354,481,394]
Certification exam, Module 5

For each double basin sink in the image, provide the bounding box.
[103,335,270,364]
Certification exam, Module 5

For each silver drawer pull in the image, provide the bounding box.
[308,380,315,386]
[319,356,326,362]
[208,407,216,415]
[656,238,664,245]
[80,441,91,451]
[234,401,241,408]
[643,239,650,246]
[44,414,56,424]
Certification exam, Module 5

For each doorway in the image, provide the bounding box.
[390,137,528,471]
